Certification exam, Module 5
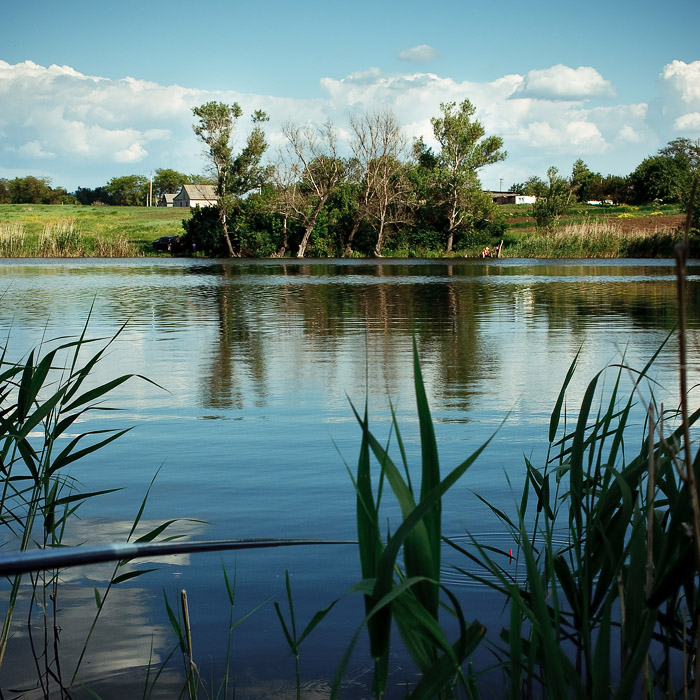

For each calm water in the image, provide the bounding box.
[1,258,698,698]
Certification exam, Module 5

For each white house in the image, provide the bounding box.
[172,184,218,208]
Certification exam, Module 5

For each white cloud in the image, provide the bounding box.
[115,143,148,163]
[0,58,691,190]
[618,125,643,143]
[661,60,700,104]
[513,65,615,101]
[675,112,700,131]
[655,60,700,137]
[398,45,440,63]
[14,140,56,158]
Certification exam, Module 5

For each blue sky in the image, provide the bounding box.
[1,0,699,192]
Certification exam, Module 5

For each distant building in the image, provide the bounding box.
[172,184,218,208]
[157,193,177,207]
[490,191,537,205]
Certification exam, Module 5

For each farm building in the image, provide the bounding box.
[172,184,218,208]
[490,191,537,205]
[157,193,177,207]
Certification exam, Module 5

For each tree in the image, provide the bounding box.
[345,109,411,257]
[510,176,548,198]
[7,176,54,204]
[658,137,700,170]
[279,121,346,258]
[192,101,242,256]
[599,175,632,205]
[420,99,506,252]
[192,102,270,256]
[74,186,111,206]
[532,167,573,231]
[152,169,188,198]
[570,159,602,202]
[104,175,149,206]
[630,154,690,204]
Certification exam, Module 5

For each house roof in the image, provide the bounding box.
[161,193,177,203]
[176,184,218,201]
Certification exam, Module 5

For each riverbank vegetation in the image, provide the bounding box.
[0,201,689,258]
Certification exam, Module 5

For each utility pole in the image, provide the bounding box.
[499,178,503,192]
[149,171,153,207]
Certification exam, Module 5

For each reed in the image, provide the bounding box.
[0,315,169,695]
[0,221,26,256]
[504,217,694,258]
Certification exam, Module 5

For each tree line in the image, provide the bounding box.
[185,99,508,257]
[185,101,699,257]
[0,171,213,207]
[2,101,698,257]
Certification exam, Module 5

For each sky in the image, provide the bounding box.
[1,0,699,193]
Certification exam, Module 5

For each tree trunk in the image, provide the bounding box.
[296,197,327,258]
[343,219,361,258]
[374,215,386,257]
[221,214,236,258]
[274,213,289,258]
[445,227,455,253]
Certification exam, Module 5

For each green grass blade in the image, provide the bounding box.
[549,347,580,443]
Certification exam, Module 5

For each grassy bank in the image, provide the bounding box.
[0,202,690,259]
[0,204,185,257]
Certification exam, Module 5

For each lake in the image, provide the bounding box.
[0,258,698,698]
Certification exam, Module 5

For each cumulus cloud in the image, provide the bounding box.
[398,45,440,63]
[513,65,615,101]
[0,58,689,190]
[618,125,643,143]
[661,60,700,104]
[655,60,700,136]
[675,113,700,131]
[14,140,56,158]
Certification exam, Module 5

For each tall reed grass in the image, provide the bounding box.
[0,217,143,257]
[504,219,690,258]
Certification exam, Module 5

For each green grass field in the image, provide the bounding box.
[0,204,187,256]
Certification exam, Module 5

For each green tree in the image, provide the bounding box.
[8,176,53,204]
[420,99,506,252]
[658,138,700,227]
[570,159,602,202]
[152,168,188,198]
[192,101,242,256]
[532,166,573,231]
[192,102,270,256]
[510,175,548,198]
[0,179,9,204]
[599,174,632,204]
[630,155,689,204]
[74,186,111,206]
[104,175,149,206]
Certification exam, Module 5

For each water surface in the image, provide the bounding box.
[1,258,698,697]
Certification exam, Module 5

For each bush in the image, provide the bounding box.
[181,206,226,256]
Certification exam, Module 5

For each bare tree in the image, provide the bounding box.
[269,161,297,257]
[280,121,346,258]
[346,109,410,257]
